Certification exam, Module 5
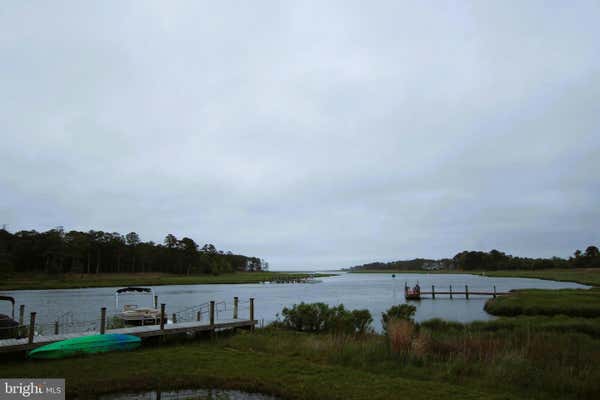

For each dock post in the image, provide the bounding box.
[172,313,177,324]
[449,285,453,299]
[250,298,255,332]
[19,305,25,326]
[210,301,215,326]
[100,307,106,334]
[493,285,497,298]
[465,285,469,300]
[432,285,435,299]
[18,305,25,337]
[28,312,36,344]
[154,295,158,309]
[197,311,202,321]
[54,321,59,335]
[160,304,166,330]
[233,297,239,319]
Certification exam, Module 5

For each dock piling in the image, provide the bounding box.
[197,311,202,321]
[160,304,166,330]
[210,301,215,326]
[100,307,106,334]
[250,298,255,331]
[54,321,59,335]
[465,285,469,300]
[449,285,453,299]
[172,313,177,324]
[432,285,435,299]
[233,297,239,319]
[154,295,158,309]
[19,305,25,326]
[493,285,497,298]
[28,312,36,344]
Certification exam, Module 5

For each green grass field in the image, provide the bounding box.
[0,272,335,291]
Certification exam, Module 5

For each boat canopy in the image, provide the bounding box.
[116,287,153,294]
[0,296,15,318]
[115,287,154,309]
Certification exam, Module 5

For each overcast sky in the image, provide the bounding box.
[1,1,599,269]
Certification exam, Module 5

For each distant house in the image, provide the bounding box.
[422,261,443,271]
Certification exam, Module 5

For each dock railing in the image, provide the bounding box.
[1,297,256,342]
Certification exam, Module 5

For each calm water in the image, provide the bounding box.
[0,272,588,331]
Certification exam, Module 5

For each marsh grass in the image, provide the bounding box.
[0,272,335,290]
[241,316,600,399]
[480,268,600,287]
[1,318,598,399]
[387,319,414,354]
[484,288,600,317]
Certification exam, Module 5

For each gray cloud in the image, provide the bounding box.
[1,1,599,268]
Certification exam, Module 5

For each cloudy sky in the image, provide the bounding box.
[1,1,599,269]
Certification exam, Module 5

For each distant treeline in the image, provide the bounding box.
[353,258,453,271]
[351,246,600,271]
[0,227,265,275]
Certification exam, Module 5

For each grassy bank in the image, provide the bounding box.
[479,269,600,287]
[349,268,600,286]
[2,317,598,399]
[0,334,509,400]
[229,321,599,399]
[484,288,600,317]
[0,272,335,291]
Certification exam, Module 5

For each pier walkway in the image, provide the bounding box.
[0,318,255,354]
[0,296,256,354]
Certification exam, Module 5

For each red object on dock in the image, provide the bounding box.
[405,284,421,300]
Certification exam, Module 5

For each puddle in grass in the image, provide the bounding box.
[98,389,280,400]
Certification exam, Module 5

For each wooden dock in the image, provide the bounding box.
[0,318,256,354]
[0,297,257,354]
[405,283,508,300]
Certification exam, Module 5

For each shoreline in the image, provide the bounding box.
[347,268,600,286]
[0,272,337,291]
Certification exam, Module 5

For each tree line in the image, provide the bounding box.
[350,246,600,271]
[0,227,266,275]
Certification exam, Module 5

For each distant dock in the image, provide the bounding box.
[404,283,508,300]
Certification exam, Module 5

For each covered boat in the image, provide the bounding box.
[115,287,162,326]
[28,334,141,359]
[0,296,18,339]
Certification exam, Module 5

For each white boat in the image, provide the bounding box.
[115,287,162,326]
[0,296,19,339]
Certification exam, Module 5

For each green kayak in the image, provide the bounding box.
[28,334,141,359]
